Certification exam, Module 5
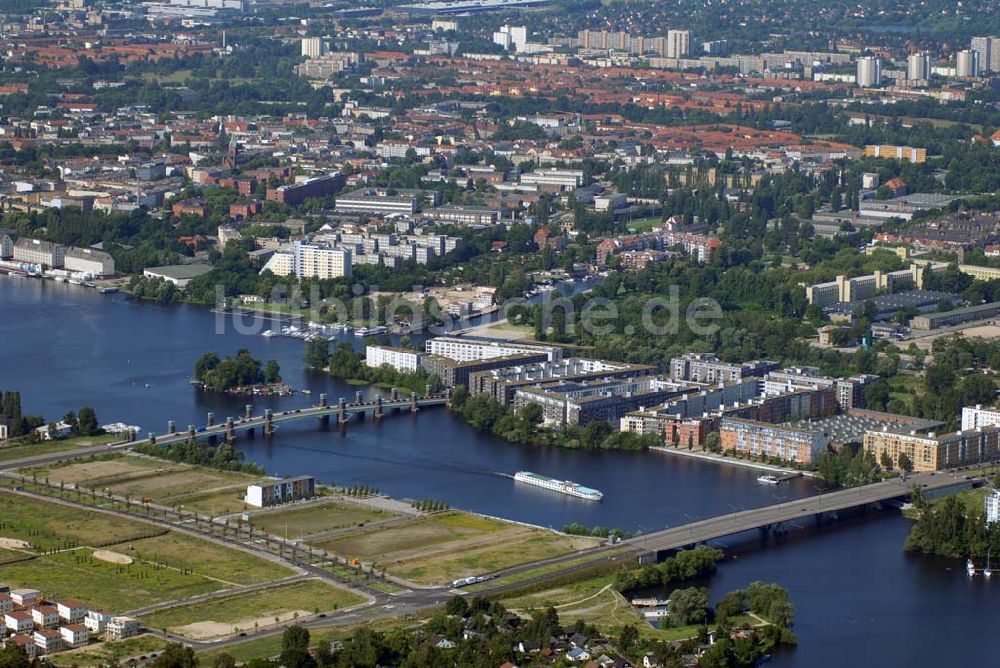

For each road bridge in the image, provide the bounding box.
[624,471,983,558]
[137,388,450,448]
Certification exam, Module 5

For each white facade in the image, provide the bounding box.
[13,238,64,268]
[105,617,139,640]
[292,242,351,280]
[365,345,423,372]
[666,30,690,59]
[301,37,328,58]
[957,49,979,78]
[907,52,930,81]
[857,56,882,87]
[260,250,294,277]
[519,169,584,189]
[59,625,89,649]
[425,336,562,363]
[84,611,114,635]
[962,405,1000,431]
[64,247,115,276]
[987,489,1000,524]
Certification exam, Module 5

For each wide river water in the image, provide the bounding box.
[2,277,997,665]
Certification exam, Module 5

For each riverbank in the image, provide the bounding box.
[650,446,818,477]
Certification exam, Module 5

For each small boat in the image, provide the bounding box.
[301,389,312,395]
[261,330,275,337]
[757,474,780,485]
[54,276,67,283]
[967,558,976,577]
[100,286,119,294]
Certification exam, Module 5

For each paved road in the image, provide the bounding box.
[626,470,980,554]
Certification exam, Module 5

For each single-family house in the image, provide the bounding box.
[59,624,89,648]
[56,600,87,625]
[4,611,33,634]
[31,606,59,629]
[6,634,36,659]
[105,616,139,640]
[32,628,62,654]
[9,589,40,607]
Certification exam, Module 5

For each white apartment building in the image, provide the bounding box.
[857,56,882,87]
[907,51,930,82]
[666,29,690,59]
[301,37,328,58]
[292,242,352,280]
[957,49,980,78]
[962,405,1000,431]
[365,345,423,372]
[425,336,562,363]
[986,489,1000,524]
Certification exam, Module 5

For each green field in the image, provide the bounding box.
[0,434,118,464]
[22,454,260,515]
[51,635,169,667]
[0,491,293,610]
[0,489,157,550]
[124,532,293,586]
[313,512,596,585]
[141,580,366,639]
[249,500,396,539]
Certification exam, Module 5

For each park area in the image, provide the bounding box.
[0,490,294,611]
[311,511,598,586]
[247,499,397,540]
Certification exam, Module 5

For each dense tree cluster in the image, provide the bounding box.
[193,349,281,392]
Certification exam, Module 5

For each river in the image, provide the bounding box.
[3,276,998,665]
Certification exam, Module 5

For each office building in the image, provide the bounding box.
[265,173,345,206]
[301,37,328,58]
[907,51,930,82]
[469,358,654,406]
[518,169,584,191]
[864,425,1000,472]
[334,188,418,216]
[513,375,683,427]
[719,417,829,465]
[365,345,423,372]
[957,49,980,78]
[426,336,562,363]
[856,56,882,87]
[427,204,499,227]
[763,367,878,410]
[244,476,316,508]
[666,30,690,59]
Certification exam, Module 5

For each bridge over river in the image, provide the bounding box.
[138,388,451,448]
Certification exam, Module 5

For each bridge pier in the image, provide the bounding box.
[390,387,399,401]
[445,387,453,409]
[319,414,330,429]
[425,384,432,398]
[375,396,383,420]
[225,418,235,444]
[187,425,196,444]
[319,393,327,408]
[355,390,364,405]
[338,397,347,428]
[167,421,176,435]
[410,392,418,413]
[263,410,275,437]
[206,412,215,428]
[245,404,253,420]
[148,432,156,445]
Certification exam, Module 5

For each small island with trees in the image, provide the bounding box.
[192,349,288,396]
